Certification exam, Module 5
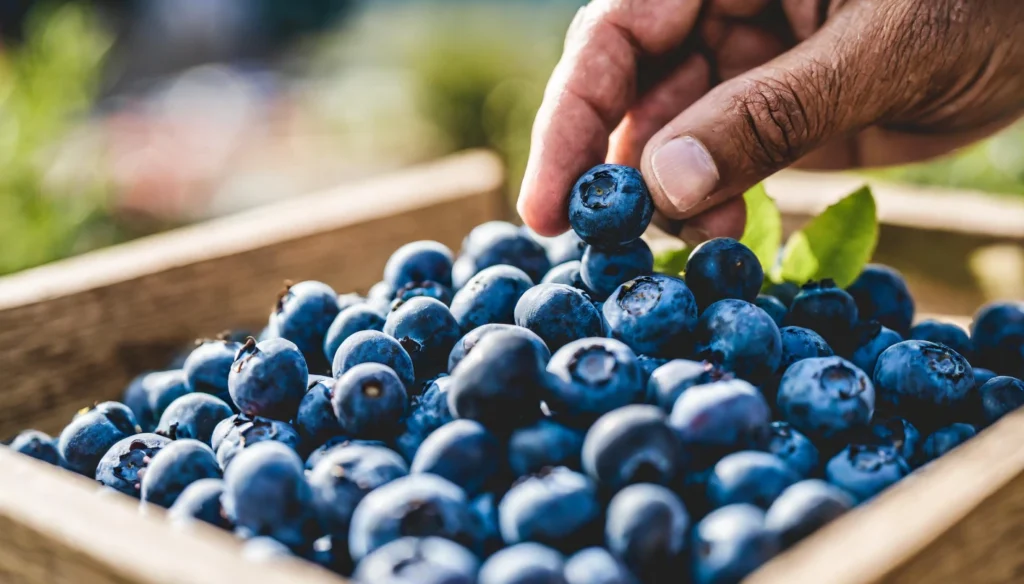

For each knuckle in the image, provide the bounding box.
[729,75,819,169]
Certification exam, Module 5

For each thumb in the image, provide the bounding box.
[640,0,907,221]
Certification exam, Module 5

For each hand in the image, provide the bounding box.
[517,0,1024,243]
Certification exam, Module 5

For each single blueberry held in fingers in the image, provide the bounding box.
[541,260,584,287]
[155,393,233,445]
[411,419,501,497]
[508,420,585,476]
[448,323,550,373]
[167,478,232,530]
[332,363,408,439]
[58,402,140,477]
[565,547,637,584]
[568,164,654,249]
[647,359,732,412]
[458,221,551,284]
[355,537,480,584]
[777,356,875,440]
[308,444,408,539]
[755,295,787,327]
[684,238,764,311]
[449,264,534,333]
[323,305,386,364]
[846,264,915,335]
[784,280,859,351]
[332,330,416,392]
[479,543,568,584]
[849,321,903,377]
[124,370,192,432]
[707,451,801,509]
[384,297,462,380]
[971,301,1024,378]
[920,423,977,464]
[978,376,1024,426]
[667,379,772,469]
[910,319,973,361]
[140,439,221,508]
[384,241,455,290]
[183,339,243,402]
[515,284,605,351]
[9,430,59,465]
[95,433,172,497]
[581,240,655,300]
[777,326,834,374]
[498,466,602,553]
[767,422,819,478]
[269,280,340,369]
[872,340,975,428]
[691,504,780,584]
[228,337,308,421]
[825,444,909,503]
[603,274,699,358]
[694,299,782,382]
[765,479,854,549]
[582,405,685,491]
[295,376,342,446]
[215,415,301,470]
[605,483,689,581]
[544,337,645,424]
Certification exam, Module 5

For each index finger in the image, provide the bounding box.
[516,0,704,236]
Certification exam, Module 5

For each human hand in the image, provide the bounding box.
[517,0,1024,243]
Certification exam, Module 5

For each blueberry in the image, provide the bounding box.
[333,330,416,392]
[458,221,551,284]
[568,164,654,248]
[755,295,787,327]
[411,419,501,497]
[448,323,550,373]
[581,240,655,300]
[515,283,605,351]
[95,433,172,497]
[348,473,483,561]
[920,423,977,464]
[767,422,819,478]
[694,299,782,381]
[849,321,903,376]
[140,439,221,508]
[541,260,584,287]
[452,256,478,291]
[846,264,915,335]
[647,359,732,412]
[295,376,342,446]
[384,297,462,380]
[978,376,1024,426]
[384,241,455,290]
[777,326,834,374]
[354,537,479,584]
[707,451,801,510]
[269,280,340,369]
[228,337,308,421]
[910,319,973,361]
[764,282,800,308]
[448,329,548,431]
[183,339,243,403]
[603,274,699,358]
[565,547,637,584]
[498,467,601,552]
[873,340,975,427]
[605,483,689,580]
[470,492,503,554]
[9,430,58,465]
[508,420,585,477]
[305,436,389,470]
[330,362,407,439]
[825,444,909,502]
[544,338,645,423]
[860,416,921,462]
[479,542,568,584]
[527,227,587,267]
[691,504,780,584]
[309,444,408,539]
[338,292,368,312]
[396,376,455,461]
[58,401,141,477]
[784,280,859,351]
[167,478,232,530]
[215,415,301,470]
[323,305,386,364]
[242,537,294,563]
[582,405,684,491]
[684,238,764,311]
[667,379,772,468]
[971,302,1024,378]
[777,356,875,440]
[155,393,233,445]
[765,479,854,549]
[449,265,535,333]
[223,441,317,550]
[124,370,192,432]
[393,280,455,309]
[974,368,998,389]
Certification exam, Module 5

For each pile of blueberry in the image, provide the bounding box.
[8,163,1024,584]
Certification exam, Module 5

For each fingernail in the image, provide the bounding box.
[679,223,710,246]
[651,136,719,215]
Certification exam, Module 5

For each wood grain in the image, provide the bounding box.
[0,150,505,438]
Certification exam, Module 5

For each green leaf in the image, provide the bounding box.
[738,183,782,276]
[779,185,879,288]
[654,246,692,276]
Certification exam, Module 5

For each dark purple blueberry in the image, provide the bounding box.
[449,265,534,333]
[384,241,455,290]
[545,338,645,424]
[846,264,915,335]
[155,393,233,445]
[784,280,859,352]
[514,283,605,352]
[684,238,764,311]
[777,356,875,440]
[978,376,1024,426]
[873,340,975,429]
[332,363,408,439]
[603,274,699,358]
[581,240,655,300]
[971,301,1024,378]
[384,297,462,380]
[568,164,654,249]
[228,337,308,421]
[910,319,973,361]
[694,299,782,382]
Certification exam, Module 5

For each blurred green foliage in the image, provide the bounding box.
[0,2,116,276]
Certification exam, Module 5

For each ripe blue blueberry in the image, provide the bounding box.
[582,405,685,491]
[332,362,408,439]
[544,337,645,423]
[305,436,388,470]
[860,416,921,462]
[580,240,655,300]
[910,319,973,361]
[309,444,408,539]
[215,415,301,470]
[395,376,455,461]
[140,439,221,508]
[167,478,232,530]
[605,483,689,580]
[155,393,233,445]
[508,420,585,477]
[526,226,587,267]
[183,339,243,404]
[920,423,977,464]
[707,451,801,509]
[95,433,172,497]
[479,542,568,584]
[449,265,535,333]
[269,280,340,369]
[849,321,903,378]
[694,299,782,381]
[124,370,192,432]
[565,547,637,584]
[974,368,998,389]
[338,292,368,312]
[228,337,308,421]
[568,164,654,249]
[767,421,819,478]
[978,376,1024,426]
[691,504,780,584]
[515,283,605,351]
[541,260,584,287]
[755,294,787,327]
[392,280,454,309]
[873,340,975,427]
[647,359,732,412]
[384,241,455,290]
[498,466,601,552]
[384,297,462,380]
[846,264,915,335]
[777,326,834,374]
[764,281,800,308]
[333,330,416,392]
[971,301,1024,378]
[765,479,854,549]
[448,323,550,373]
[825,444,909,503]
[355,537,480,584]
[9,430,58,465]
[323,305,386,364]
[603,274,699,358]
[636,355,669,385]
[784,280,859,351]
[295,376,342,446]
[458,221,551,284]
[58,402,140,476]
[411,419,501,497]
[684,238,764,311]
[470,492,503,555]
[668,379,772,468]
[777,356,875,440]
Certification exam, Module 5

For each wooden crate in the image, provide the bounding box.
[0,151,1021,584]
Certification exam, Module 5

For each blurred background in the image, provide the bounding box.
[0,0,1022,286]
